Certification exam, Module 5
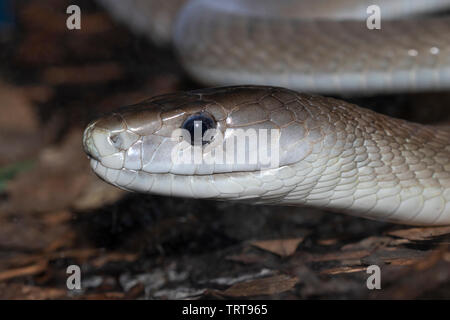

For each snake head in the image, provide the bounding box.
[82,86,327,200]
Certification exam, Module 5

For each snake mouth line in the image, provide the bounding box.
[90,159,282,177]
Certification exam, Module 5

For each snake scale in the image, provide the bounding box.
[84,0,450,225]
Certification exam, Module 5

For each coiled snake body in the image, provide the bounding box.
[84,0,450,225]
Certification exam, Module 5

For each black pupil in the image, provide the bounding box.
[182,113,215,145]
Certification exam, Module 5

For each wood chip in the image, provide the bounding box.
[317,238,338,246]
[384,258,419,266]
[0,248,99,272]
[320,266,367,275]
[221,275,299,297]
[387,226,450,241]
[0,261,48,282]
[90,252,139,268]
[250,238,304,257]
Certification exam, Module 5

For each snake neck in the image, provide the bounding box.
[273,100,450,225]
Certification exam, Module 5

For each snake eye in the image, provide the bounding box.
[181,112,216,145]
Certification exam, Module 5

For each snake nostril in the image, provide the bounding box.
[110,134,119,145]
[82,122,103,161]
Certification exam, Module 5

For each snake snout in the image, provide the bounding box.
[82,120,102,161]
[82,114,125,161]
[82,113,142,171]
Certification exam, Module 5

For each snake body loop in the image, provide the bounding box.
[173,0,450,94]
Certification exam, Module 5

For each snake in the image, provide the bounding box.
[84,0,450,226]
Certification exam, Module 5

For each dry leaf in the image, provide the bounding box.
[221,275,299,297]
[250,238,304,257]
[387,226,450,241]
